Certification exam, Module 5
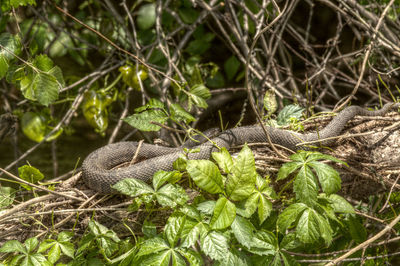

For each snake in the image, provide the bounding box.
[82,103,399,194]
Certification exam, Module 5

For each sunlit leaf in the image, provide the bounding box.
[230,216,255,249]
[226,144,256,201]
[201,231,229,261]
[263,89,278,118]
[308,161,341,195]
[18,165,44,190]
[113,178,154,197]
[277,203,307,233]
[170,103,195,123]
[0,187,15,208]
[276,105,304,126]
[186,160,223,194]
[210,197,236,230]
[293,166,318,206]
[212,148,233,173]
[124,109,168,131]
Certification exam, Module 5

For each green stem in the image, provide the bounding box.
[103,73,122,92]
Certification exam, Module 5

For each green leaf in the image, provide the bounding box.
[47,244,61,264]
[164,215,185,248]
[20,72,60,106]
[37,240,55,253]
[277,161,301,181]
[24,237,39,253]
[279,251,300,266]
[113,178,154,197]
[288,151,308,162]
[217,249,250,266]
[8,0,36,8]
[0,240,26,254]
[328,194,354,214]
[258,193,272,224]
[6,64,24,84]
[57,231,73,242]
[180,220,205,248]
[33,54,53,71]
[186,39,211,56]
[293,166,318,206]
[210,197,236,230]
[345,214,367,244]
[236,192,258,218]
[212,148,233,173]
[179,205,201,221]
[0,186,15,208]
[313,210,333,245]
[136,237,169,258]
[38,232,75,262]
[152,170,182,190]
[187,84,211,110]
[186,160,224,194]
[230,216,255,249]
[256,174,270,191]
[156,183,189,207]
[257,251,299,266]
[173,156,187,172]
[9,254,24,265]
[59,242,74,260]
[295,208,319,244]
[308,161,341,195]
[37,254,53,265]
[178,7,199,24]
[296,208,332,244]
[89,220,120,242]
[276,105,304,126]
[201,231,229,261]
[277,203,307,233]
[0,33,21,61]
[18,165,44,190]
[307,152,348,166]
[224,55,240,81]
[263,89,278,118]
[139,249,173,266]
[137,3,156,30]
[49,32,72,58]
[248,230,277,256]
[170,103,195,123]
[0,55,8,79]
[48,66,65,86]
[177,249,203,266]
[196,200,216,216]
[226,144,256,201]
[142,220,157,238]
[206,70,225,88]
[19,74,32,99]
[124,109,168,131]
[280,233,302,250]
[87,221,120,257]
[170,250,187,266]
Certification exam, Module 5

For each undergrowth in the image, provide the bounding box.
[1,144,386,265]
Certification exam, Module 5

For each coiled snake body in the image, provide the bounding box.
[82,103,399,194]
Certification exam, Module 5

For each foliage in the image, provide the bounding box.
[1,0,400,265]
[0,144,363,264]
